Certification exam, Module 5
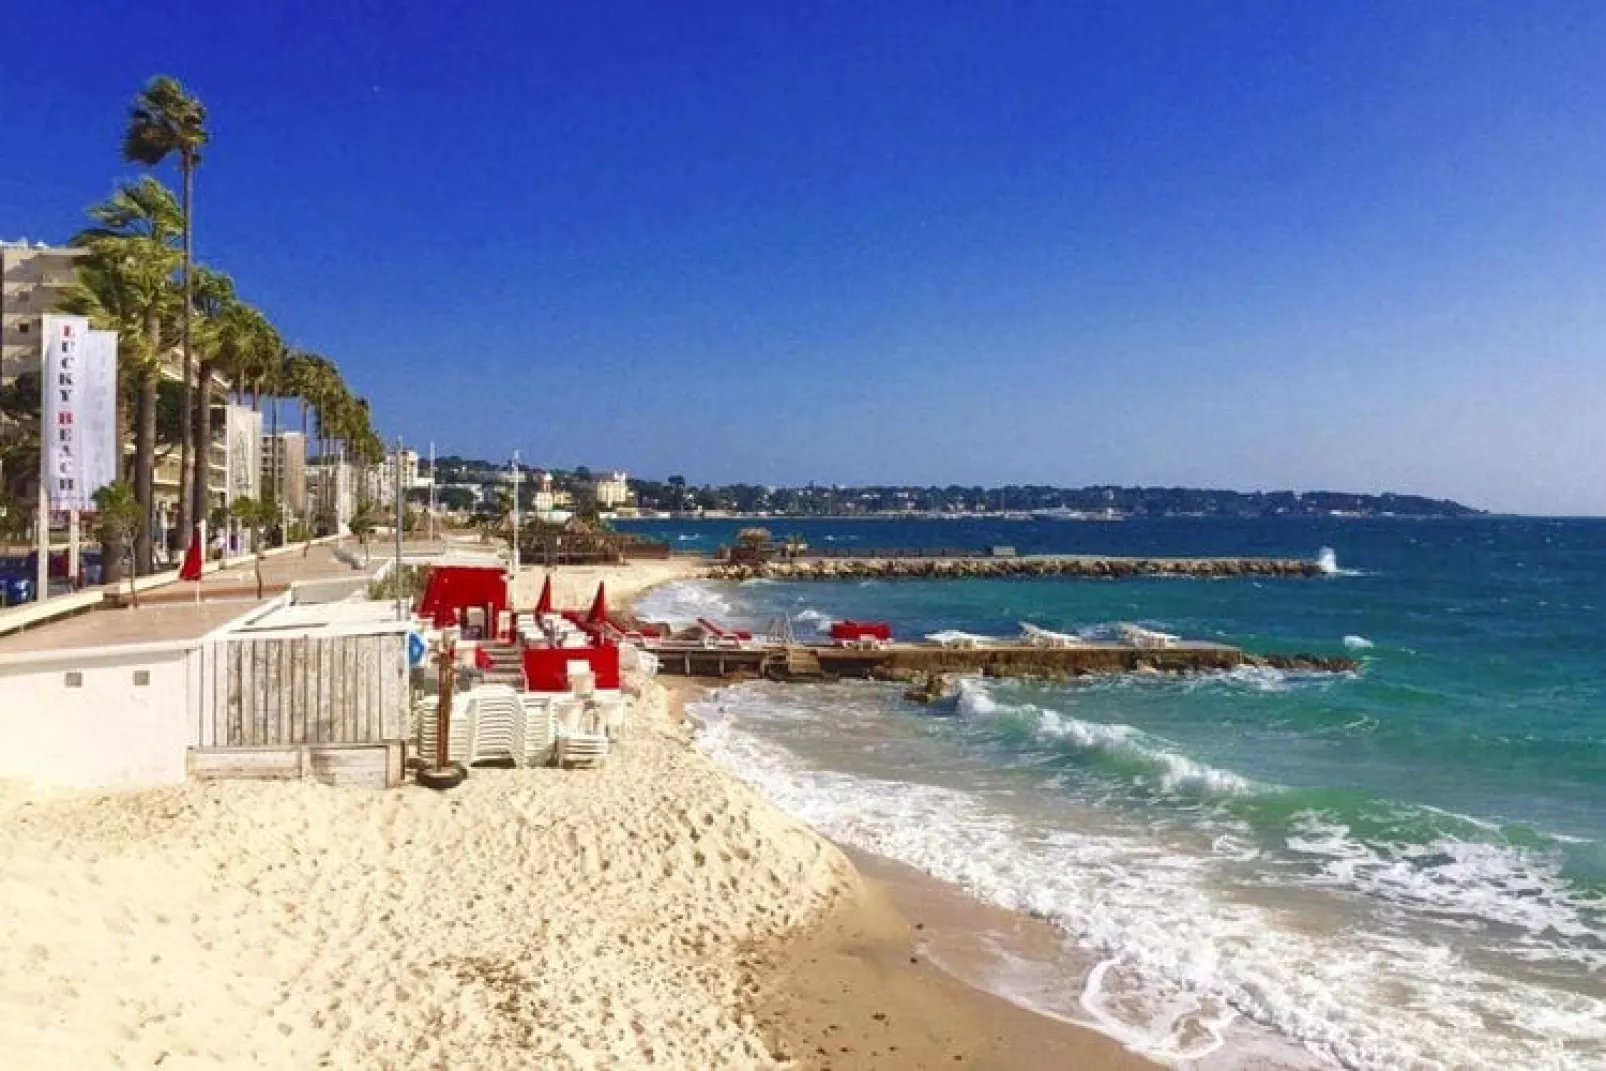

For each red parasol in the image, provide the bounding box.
[534,575,553,615]
[178,523,205,582]
[586,582,608,625]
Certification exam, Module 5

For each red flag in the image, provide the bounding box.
[534,575,553,615]
[586,582,607,625]
[178,523,205,582]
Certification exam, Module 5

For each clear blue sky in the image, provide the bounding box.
[4,1,1604,514]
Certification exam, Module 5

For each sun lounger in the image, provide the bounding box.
[697,617,754,647]
[1021,623,1085,648]
[1120,623,1180,649]
[926,630,993,649]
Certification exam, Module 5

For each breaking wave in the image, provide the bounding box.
[693,683,1606,1070]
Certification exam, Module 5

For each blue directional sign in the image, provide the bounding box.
[407,631,428,668]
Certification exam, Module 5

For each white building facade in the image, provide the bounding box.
[595,470,630,508]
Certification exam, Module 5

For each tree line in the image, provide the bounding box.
[0,75,385,580]
[624,481,1479,517]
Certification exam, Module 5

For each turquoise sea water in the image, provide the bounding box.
[625,517,1605,1069]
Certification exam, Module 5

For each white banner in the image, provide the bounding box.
[224,404,262,504]
[41,316,118,510]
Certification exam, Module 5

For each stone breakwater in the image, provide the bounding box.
[708,556,1325,582]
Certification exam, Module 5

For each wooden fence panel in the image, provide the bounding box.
[194,632,407,749]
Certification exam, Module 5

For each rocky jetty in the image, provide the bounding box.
[1246,652,1359,673]
[708,556,1325,582]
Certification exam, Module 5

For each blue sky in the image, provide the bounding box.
[4,2,1604,514]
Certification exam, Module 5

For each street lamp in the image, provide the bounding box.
[509,450,521,577]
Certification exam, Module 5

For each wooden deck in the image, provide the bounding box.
[646,640,1247,680]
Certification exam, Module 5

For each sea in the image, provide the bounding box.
[619,516,1605,1070]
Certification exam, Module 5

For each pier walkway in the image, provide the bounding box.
[648,639,1255,681]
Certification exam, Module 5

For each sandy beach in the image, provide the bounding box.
[509,557,707,615]
[0,560,1156,1069]
[0,677,845,1069]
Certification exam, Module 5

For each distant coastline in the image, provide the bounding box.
[422,457,1482,521]
[613,507,1478,521]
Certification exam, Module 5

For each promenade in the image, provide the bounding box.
[0,543,398,657]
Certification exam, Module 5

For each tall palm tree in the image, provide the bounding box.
[123,74,208,547]
[70,177,182,573]
[287,352,341,528]
[189,267,236,528]
[248,329,288,509]
[60,240,175,572]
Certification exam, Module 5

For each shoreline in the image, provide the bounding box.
[661,677,1159,1070]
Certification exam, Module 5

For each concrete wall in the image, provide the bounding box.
[0,645,195,789]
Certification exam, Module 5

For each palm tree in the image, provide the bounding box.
[123,75,208,548]
[92,480,142,602]
[188,267,235,529]
[190,270,278,531]
[70,178,183,574]
[249,332,289,523]
[347,503,379,562]
[228,494,277,596]
[281,349,325,536]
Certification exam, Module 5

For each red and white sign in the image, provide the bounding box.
[40,316,117,510]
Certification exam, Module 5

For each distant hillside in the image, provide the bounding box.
[418,458,1479,517]
[618,479,1481,518]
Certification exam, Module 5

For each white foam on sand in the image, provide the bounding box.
[633,579,741,628]
[693,683,1606,1071]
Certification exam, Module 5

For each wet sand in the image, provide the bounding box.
[661,678,1158,1070]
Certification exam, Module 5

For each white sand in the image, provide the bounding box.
[0,682,852,1069]
[509,558,706,613]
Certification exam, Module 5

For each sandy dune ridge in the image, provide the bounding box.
[0,682,852,1070]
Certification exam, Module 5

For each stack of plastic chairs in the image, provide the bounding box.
[552,694,609,768]
[414,693,474,765]
[468,685,521,764]
[412,695,440,758]
[516,693,557,767]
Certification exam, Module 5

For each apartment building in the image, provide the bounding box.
[261,431,308,516]
[1,240,86,383]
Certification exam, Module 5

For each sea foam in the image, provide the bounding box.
[632,579,739,627]
[693,683,1606,1071]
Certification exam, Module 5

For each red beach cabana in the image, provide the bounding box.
[416,564,509,633]
[521,644,621,692]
